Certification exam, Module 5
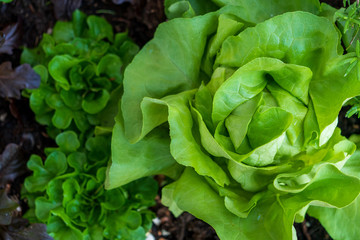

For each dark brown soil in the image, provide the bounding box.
[0,0,357,240]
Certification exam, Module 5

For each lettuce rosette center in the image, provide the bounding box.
[107,4,360,240]
[208,58,311,165]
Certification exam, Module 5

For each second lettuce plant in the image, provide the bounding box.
[22,10,158,240]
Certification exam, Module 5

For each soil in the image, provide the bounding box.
[0,0,357,240]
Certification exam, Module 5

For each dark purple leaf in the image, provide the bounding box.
[2,222,53,240]
[1,217,53,240]
[0,189,18,226]
[52,0,82,20]
[0,144,26,187]
[112,0,132,4]
[0,62,40,99]
[0,23,20,55]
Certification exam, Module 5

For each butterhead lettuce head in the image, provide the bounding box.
[106,1,360,239]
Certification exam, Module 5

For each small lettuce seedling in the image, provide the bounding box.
[21,10,139,139]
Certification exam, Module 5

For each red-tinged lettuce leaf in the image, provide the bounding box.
[0,62,40,99]
[1,218,53,240]
[0,189,18,225]
[51,0,82,20]
[0,23,20,55]
[0,144,26,187]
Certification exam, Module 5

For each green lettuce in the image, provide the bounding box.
[21,10,158,240]
[23,132,157,240]
[21,10,138,139]
[107,1,360,239]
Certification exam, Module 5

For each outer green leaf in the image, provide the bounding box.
[72,10,87,37]
[25,152,67,192]
[21,46,46,66]
[40,34,56,57]
[307,150,360,240]
[308,195,360,240]
[33,65,49,84]
[87,15,114,42]
[121,13,218,142]
[106,118,181,189]
[29,87,53,115]
[35,197,60,222]
[52,21,75,43]
[55,131,80,153]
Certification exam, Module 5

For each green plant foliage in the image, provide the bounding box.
[21,9,139,139]
[106,1,360,239]
[335,0,360,52]
[335,1,360,119]
[23,132,157,240]
[22,10,158,240]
